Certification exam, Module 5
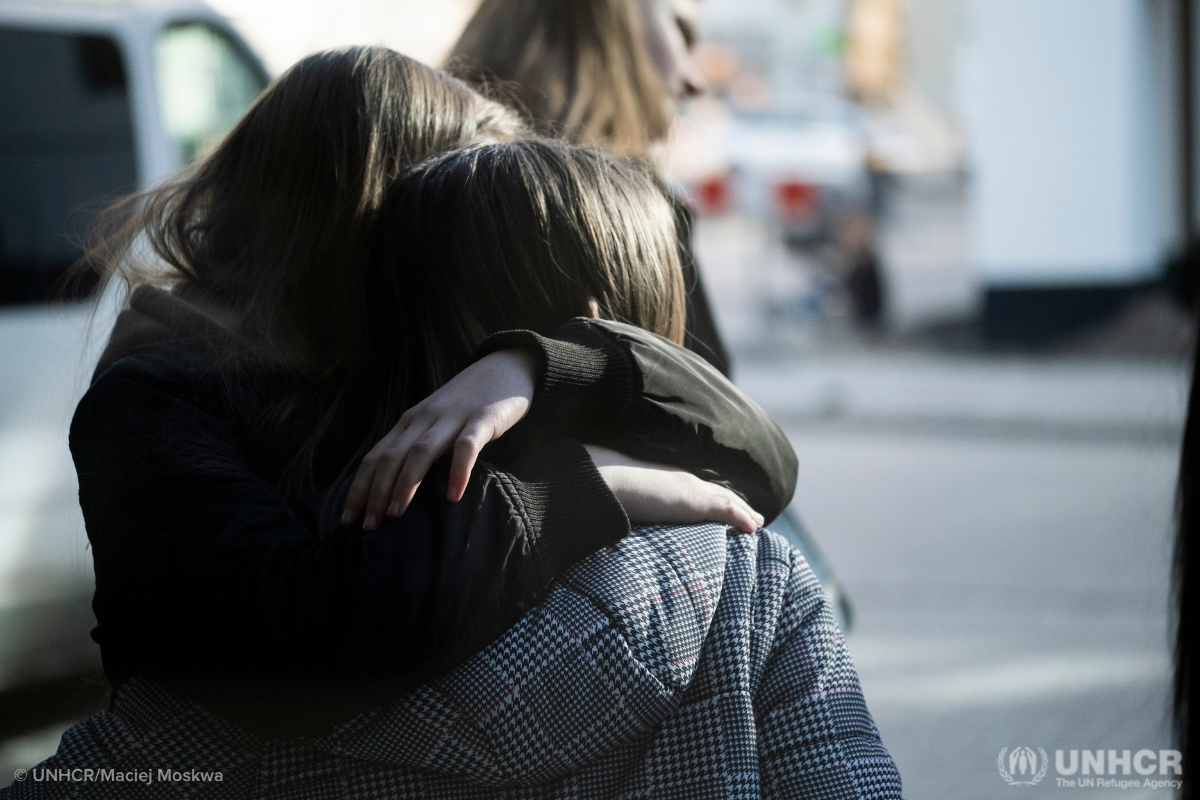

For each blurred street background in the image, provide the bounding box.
[1,0,1196,797]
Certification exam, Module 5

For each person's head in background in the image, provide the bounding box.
[448,0,705,159]
[366,138,685,420]
[88,46,526,377]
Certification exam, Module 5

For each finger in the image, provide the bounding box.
[718,488,762,531]
[361,421,433,530]
[447,417,496,502]
[343,442,391,526]
[388,420,464,518]
[718,497,758,534]
[702,488,760,533]
[728,493,764,531]
[342,415,416,524]
[727,494,764,533]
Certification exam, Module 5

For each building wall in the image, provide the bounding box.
[964,0,1181,289]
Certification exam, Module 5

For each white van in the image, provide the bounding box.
[0,0,268,301]
[0,0,268,700]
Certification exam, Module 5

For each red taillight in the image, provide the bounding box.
[774,180,820,219]
[692,174,732,215]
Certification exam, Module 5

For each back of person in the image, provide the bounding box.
[352,139,901,796]
[14,524,896,799]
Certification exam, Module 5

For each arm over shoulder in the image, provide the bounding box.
[71,354,627,726]
[477,318,798,522]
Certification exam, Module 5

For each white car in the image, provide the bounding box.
[0,0,267,701]
[1,0,268,301]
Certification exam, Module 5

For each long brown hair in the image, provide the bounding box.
[84,46,527,504]
[447,0,670,158]
[361,138,685,441]
[87,46,525,374]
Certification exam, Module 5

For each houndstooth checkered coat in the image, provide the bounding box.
[2,524,902,799]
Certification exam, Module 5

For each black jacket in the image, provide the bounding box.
[70,286,794,737]
[675,200,731,377]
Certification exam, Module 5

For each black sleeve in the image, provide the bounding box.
[71,356,627,714]
[474,318,798,523]
[675,200,732,377]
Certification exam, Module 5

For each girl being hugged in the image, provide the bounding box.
[350,134,901,799]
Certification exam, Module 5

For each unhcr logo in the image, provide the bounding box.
[996,747,1184,789]
[997,747,1049,785]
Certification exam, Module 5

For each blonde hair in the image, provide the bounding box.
[448,0,670,159]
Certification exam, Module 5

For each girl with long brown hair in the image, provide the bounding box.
[447,0,729,374]
[47,45,797,748]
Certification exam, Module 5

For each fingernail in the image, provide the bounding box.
[363,513,377,530]
[387,501,400,517]
[340,509,353,525]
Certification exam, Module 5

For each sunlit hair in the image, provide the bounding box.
[84,46,527,374]
[363,138,685,429]
[81,46,529,507]
[447,0,670,159]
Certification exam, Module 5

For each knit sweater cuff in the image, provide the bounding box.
[509,438,630,585]
[472,323,636,428]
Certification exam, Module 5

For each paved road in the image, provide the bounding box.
[739,354,1185,799]
[0,298,1188,798]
